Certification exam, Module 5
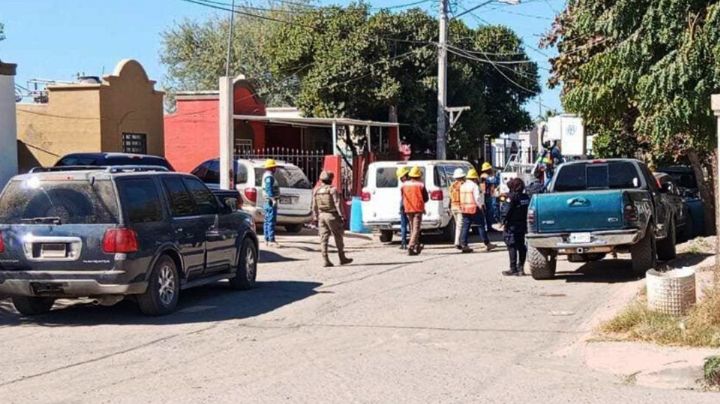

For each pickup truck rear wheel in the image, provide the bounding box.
[12,297,55,316]
[528,246,556,280]
[656,218,677,261]
[379,230,393,243]
[137,255,180,316]
[229,238,257,290]
[631,227,657,276]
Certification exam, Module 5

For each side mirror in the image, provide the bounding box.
[222,197,240,213]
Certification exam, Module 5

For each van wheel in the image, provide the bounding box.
[230,238,257,290]
[137,255,180,316]
[12,297,55,316]
[379,230,393,243]
[631,227,657,276]
[285,224,303,234]
[528,247,556,280]
[442,218,456,243]
[656,218,677,261]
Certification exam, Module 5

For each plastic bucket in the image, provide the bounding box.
[349,197,369,233]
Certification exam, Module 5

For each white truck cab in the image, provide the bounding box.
[361,160,474,242]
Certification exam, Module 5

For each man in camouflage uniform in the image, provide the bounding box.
[312,171,353,267]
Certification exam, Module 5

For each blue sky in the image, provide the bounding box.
[0,0,564,115]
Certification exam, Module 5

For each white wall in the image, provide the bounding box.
[0,70,18,189]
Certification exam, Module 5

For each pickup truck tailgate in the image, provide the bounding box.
[535,190,624,233]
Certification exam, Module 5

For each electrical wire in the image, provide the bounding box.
[179,0,316,29]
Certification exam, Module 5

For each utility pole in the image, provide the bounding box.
[219,0,236,190]
[436,0,448,160]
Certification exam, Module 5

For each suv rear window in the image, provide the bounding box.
[553,161,641,192]
[0,179,118,224]
[253,167,311,189]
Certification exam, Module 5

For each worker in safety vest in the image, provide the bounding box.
[480,162,499,233]
[312,171,353,268]
[449,168,466,249]
[401,166,429,256]
[462,169,497,252]
[262,159,280,247]
[397,166,410,250]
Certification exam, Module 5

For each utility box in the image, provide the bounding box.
[547,114,585,156]
[0,62,18,189]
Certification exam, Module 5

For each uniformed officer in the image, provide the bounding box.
[499,178,531,276]
[312,171,353,267]
[262,159,280,247]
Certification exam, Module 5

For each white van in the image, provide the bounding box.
[192,158,313,232]
[361,160,474,242]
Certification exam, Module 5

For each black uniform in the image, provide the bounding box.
[500,191,531,273]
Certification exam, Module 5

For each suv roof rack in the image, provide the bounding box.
[29,165,169,174]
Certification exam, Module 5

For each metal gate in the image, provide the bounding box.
[236,148,326,186]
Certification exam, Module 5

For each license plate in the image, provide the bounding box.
[41,243,67,258]
[279,196,293,204]
[569,233,591,244]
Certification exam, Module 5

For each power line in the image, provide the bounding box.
[446,46,538,95]
[180,0,316,29]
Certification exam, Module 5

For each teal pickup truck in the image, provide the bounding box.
[526,159,676,280]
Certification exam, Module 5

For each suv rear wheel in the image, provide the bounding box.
[229,238,257,290]
[12,297,55,316]
[285,224,303,233]
[138,255,180,316]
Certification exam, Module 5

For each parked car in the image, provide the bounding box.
[55,152,175,171]
[361,160,474,243]
[526,159,676,280]
[654,172,692,241]
[657,165,705,236]
[191,158,313,233]
[0,166,258,316]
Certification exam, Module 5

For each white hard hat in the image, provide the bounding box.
[452,168,466,179]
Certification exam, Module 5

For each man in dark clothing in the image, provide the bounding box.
[500,178,531,276]
[526,170,546,196]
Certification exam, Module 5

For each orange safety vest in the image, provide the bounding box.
[401,180,426,214]
[460,182,479,215]
[449,181,462,209]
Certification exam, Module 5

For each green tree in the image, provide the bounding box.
[544,0,720,237]
[268,3,539,157]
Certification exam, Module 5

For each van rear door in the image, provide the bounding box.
[362,164,404,226]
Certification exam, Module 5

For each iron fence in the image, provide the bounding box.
[236,147,326,186]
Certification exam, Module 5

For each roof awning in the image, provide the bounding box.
[233,114,399,128]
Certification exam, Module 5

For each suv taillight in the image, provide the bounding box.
[430,190,443,201]
[244,187,257,204]
[361,191,371,202]
[624,203,638,224]
[103,228,139,253]
[527,209,535,227]
[0,231,4,253]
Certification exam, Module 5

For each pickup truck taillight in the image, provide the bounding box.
[244,187,257,204]
[0,231,4,253]
[624,203,639,224]
[430,190,443,201]
[527,209,535,228]
[103,228,139,254]
[361,191,371,201]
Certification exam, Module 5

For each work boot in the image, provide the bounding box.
[484,243,497,252]
[461,246,474,253]
[455,245,463,250]
[322,255,334,268]
[399,245,407,250]
[416,244,424,255]
[408,247,418,256]
[339,252,353,265]
[502,269,517,276]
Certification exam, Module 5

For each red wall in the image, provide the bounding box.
[165,98,219,173]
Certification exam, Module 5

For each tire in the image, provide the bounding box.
[442,217,456,243]
[284,224,303,234]
[137,255,180,316]
[528,246,556,280]
[229,238,257,290]
[681,213,695,242]
[631,226,657,276]
[12,296,55,316]
[379,230,393,243]
[656,218,677,261]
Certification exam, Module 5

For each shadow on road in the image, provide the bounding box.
[0,280,321,326]
[260,249,304,263]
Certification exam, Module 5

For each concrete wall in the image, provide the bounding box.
[0,63,18,188]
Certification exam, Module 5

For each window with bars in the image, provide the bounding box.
[122,133,147,154]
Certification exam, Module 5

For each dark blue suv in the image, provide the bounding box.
[0,167,258,316]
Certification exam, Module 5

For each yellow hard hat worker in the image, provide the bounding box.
[481,162,493,172]
[264,159,278,169]
[396,166,410,179]
[408,166,423,178]
[467,169,480,180]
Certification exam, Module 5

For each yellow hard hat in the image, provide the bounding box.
[264,159,278,169]
[467,169,479,180]
[396,166,410,178]
[481,162,493,171]
[408,166,422,178]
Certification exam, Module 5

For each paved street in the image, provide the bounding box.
[0,230,717,403]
